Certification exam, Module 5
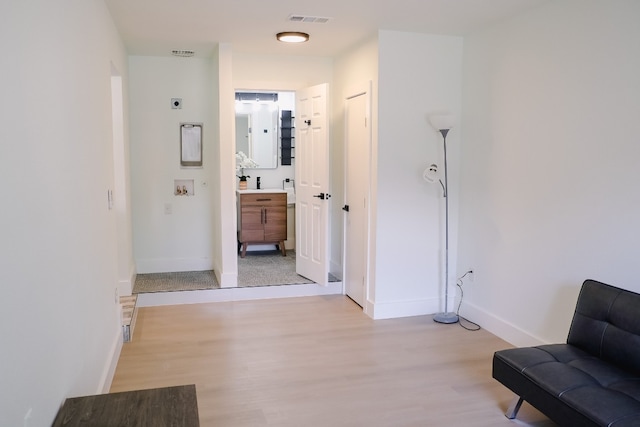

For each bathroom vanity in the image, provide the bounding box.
[237,190,287,258]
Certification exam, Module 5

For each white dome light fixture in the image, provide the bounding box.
[276,32,310,43]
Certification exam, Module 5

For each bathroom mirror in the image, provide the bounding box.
[235,96,279,169]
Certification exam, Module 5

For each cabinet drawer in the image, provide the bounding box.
[240,193,286,206]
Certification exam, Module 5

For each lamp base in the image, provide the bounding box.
[433,312,459,324]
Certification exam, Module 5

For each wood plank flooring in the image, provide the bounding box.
[110,295,556,427]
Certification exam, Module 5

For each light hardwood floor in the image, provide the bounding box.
[110,295,556,426]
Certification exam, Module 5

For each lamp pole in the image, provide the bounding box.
[433,127,459,324]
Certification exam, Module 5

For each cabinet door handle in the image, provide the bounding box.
[256,198,271,201]
[264,208,267,223]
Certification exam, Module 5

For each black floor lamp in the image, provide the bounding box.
[429,114,459,324]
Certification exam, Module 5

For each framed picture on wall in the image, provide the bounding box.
[180,123,203,167]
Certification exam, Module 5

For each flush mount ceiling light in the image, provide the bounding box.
[276,32,309,43]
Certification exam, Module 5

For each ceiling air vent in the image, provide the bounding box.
[288,14,331,24]
[171,50,195,57]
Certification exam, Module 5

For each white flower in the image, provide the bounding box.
[236,151,259,177]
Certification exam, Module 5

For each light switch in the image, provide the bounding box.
[164,203,172,214]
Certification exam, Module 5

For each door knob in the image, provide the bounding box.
[313,193,331,200]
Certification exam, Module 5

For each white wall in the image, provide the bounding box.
[370,31,463,319]
[0,1,129,425]
[215,44,239,287]
[233,53,333,92]
[129,56,216,274]
[111,67,136,296]
[459,0,640,345]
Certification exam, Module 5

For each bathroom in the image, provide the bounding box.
[235,90,297,253]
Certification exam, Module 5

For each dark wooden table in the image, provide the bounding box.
[52,384,199,426]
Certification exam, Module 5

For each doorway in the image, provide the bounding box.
[234,84,331,288]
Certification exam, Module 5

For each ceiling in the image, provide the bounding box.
[104,0,550,58]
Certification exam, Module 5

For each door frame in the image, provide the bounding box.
[231,86,331,287]
[342,81,373,313]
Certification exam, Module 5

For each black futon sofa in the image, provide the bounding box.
[493,279,640,426]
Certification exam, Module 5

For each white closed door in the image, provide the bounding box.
[344,85,370,307]
[295,83,329,286]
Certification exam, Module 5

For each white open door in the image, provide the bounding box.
[295,83,329,286]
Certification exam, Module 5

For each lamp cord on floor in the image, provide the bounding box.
[456,272,481,332]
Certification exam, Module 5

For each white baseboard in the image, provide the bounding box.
[136,257,213,274]
[117,264,136,297]
[367,296,441,320]
[459,301,546,347]
[218,270,238,288]
[98,314,123,394]
[136,282,343,307]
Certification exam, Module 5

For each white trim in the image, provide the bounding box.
[368,296,440,320]
[218,270,238,288]
[460,301,546,347]
[136,281,343,307]
[117,264,136,297]
[117,278,131,297]
[364,299,375,317]
[98,309,124,394]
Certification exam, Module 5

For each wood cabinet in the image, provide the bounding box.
[237,192,287,258]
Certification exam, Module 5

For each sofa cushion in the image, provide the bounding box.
[568,280,640,375]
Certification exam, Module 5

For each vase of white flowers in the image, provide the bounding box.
[236,151,258,189]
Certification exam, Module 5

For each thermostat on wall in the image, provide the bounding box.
[171,98,182,109]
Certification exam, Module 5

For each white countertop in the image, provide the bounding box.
[236,189,287,194]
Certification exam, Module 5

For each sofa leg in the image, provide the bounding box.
[505,396,524,419]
